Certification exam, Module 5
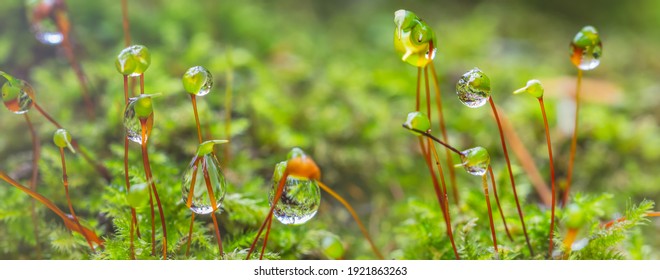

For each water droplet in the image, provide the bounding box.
[570,26,602,71]
[123,97,152,144]
[393,10,437,67]
[402,111,430,135]
[456,68,491,108]
[321,234,344,259]
[182,66,213,96]
[460,147,490,176]
[269,161,321,225]
[1,76,35,114]
[115,45,152,77]
[181,154,227,215]
[27,0,67,45]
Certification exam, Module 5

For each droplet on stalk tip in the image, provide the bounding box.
[456,68,491,108]
[53,128,75,153]
[123,94,156,144]
[460,147,490,176]
[321,234,344,260]
[393,9,437,67]
[1,74,35,114]
[402,111,431,135]
[570,26,602,71]
[513,79,544,99]
[182,66,213,96]
[115,45,152,77]
[26,0,67,45]
[269,161,321,225]
[181,153,227,215]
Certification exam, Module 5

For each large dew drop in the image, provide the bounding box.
[115,45,152,77]
[456,68,491,108]
[460,147,490,176]
[123,97,151,144]
[269,161,321,225]
[393,9,437,67]
[570,26,602,71]
[1,76,35,114]
[181,154,227,215]
[26,0,67,45]
[182,66,213,96]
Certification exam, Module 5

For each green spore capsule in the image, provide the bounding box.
[402,111,431,135]
[513,79,544,99]
[53,128,75,153]
[570,26,602,71]
[126,183,150,209]
[460,147,490,176]
[181,153,227,215]
[456,68,491,108]
[269,161,321,225]
[393,9,437,67]
[26,0,66,45]
[115,45,151,76]
[196,140,229,156]
[182,66,213,96]
[1,72,35,114]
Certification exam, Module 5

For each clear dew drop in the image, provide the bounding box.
[1,79,34,114]
[570,42,602,71]
[460,147,490,176]
[269,162,321,225]
[393,10,437,67]
[456,68,491,108]
[570,26,602,71]
[181,154,227,215]
[183,66,213,96]
[123,97,143,144]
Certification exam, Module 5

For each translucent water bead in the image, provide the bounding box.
[269,161,321,225]
[115,45,152,77]
[123,95,155,144]
[181,140,229,215]
[570,26,602,71]
[402,111,431,136]
[456,68,491,108]
[393,9,437,67]
[26,0,67,45]
[460,147,490,176]
[182,66,213,96]
[181,155,227,215]
[1,74,35,114]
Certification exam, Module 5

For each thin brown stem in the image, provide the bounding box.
[246,171,288,259]
[539,97,557,257]
[415,67,421,111]
[407,127,462,156]
[482,173,498,254]
[121,0,131,46]
[185,213,195,257]
[488,97,533,256]
[564,69,583,206]
[190,95,203,144]
[24,114,42,258]
[259,215,273,260]
[59,148,95,251]
[429,63,459,205]
[140,74,145,95]
[488,166,513,241]
[140,137,167,259]
[418,137,460,259]
[316,181,384,259]
[0,171,103,247]
[55,11,94,119]
[148,182,155,255]
[202,160,223,256]
[424,66,431,121]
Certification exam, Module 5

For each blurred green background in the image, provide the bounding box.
[0,0,659,259]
